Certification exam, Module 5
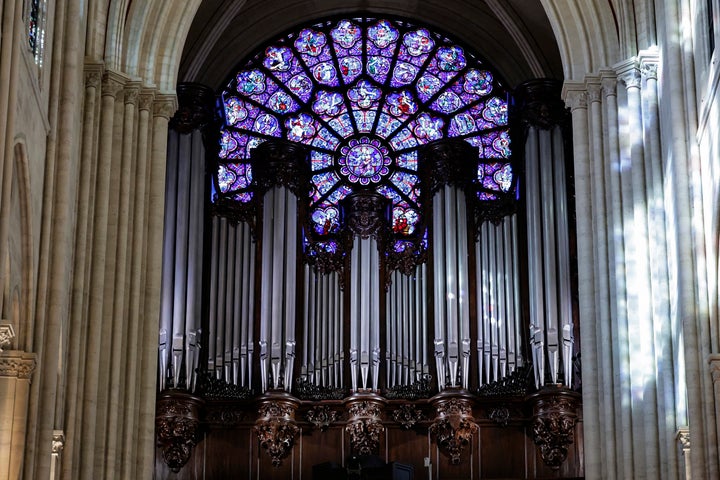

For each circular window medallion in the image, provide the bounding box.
[338,136,392,185]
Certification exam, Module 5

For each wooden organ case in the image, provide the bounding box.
[155,80,584,479]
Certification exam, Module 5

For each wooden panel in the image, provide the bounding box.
[386,426,430,480]
[300,425,345,478]
[433,430,477,480]
[479,424,527,479]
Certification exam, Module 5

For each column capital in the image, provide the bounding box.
[615,58,641,89]
[139,89,156,112]
[153,94,178,119]
[124,82,141,105]
[600,70,618,98]
[638,46,660,80]
[101,70,128,98]
[585,78,603,104]
[52,430,65,455]
[0,351,37,380]
[84,62,104,89]
[562,83,588,112]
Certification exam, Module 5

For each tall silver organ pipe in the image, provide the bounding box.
[159,126,205,391]
[475,215,522,386]
[386,266,429,388]
[206,217,255,390]
[516,80,574,389]
[301,266,343,389]
[258,186,298,392]
[432,185,471,389]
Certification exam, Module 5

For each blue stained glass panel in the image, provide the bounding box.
[310,205,341,234]
[217,162,252,192]
[375,113,402,139]
[392,206,420,235]
[388,127,419,151]
[338,55,363,83]
[311,172,340,201]
[310,150,334,171]
[331,19,362,48]
[368,20,400,49]
[390,172,420,202]
[328,113,354,138]
[352,110,377,133]
[396,152,418,170]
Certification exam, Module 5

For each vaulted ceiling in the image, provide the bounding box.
[178,0,564,90]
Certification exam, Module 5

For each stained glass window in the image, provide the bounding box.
[26,0,45,65]
[216,17,512,248]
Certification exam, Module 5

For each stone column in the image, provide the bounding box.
[0,346,36,480]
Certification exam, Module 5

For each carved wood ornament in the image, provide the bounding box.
[155,392,204,473]
[429,394,478,464]
[254,396,301,467]
[529,389,580,469]
[344,395,386,456]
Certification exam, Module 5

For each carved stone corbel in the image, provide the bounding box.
[254,394,300,467]
[155,391,204,473]
[429,392,478,464]
[528,389,580,469]
[344,394,386,456]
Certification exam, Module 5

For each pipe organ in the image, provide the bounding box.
[155,79,583,479]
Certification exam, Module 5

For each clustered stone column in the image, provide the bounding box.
[0,323,36,480]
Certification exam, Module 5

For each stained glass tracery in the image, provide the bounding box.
[216,17,513,249]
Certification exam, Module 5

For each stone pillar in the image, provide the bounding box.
[0,347,36,480]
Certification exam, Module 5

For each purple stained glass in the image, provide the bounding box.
[392,207,420,235]
[224,97,249,126]
[403,29,434,56]
[483,97,508,125]
[310,151,334,171]
[389,127,419,151]
[339,137,391,184]
[464,69,493,95]
[267,91,298,114]
[368,20,399,48]
[288,73,313,102]
[217,162,253,192]
[348,80,382,108]
[391,61,418,87]
[353,110,376,132]
[285,113,316,142]
[396,152,418,170]
[312,62,338,85]
[375,113,402,139]
[416,73,442,102]
[236,70,266,95]
[339,56,363,83]
[390,172,420,201]
[367,56,391,83]
[218,16,512,211]
[313,90,345,117]
[311,172,340,201]
[311,206,341,235]
[311,127,341,150]
[431,91,463,114]
[328,113,354,138]
[331,19,362,48]
[436,46,466,72]
[264,46,294,71]
[253,113,281,136]
[386,91,418,118]
[295,28,326,57]
[412,113,444,142]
